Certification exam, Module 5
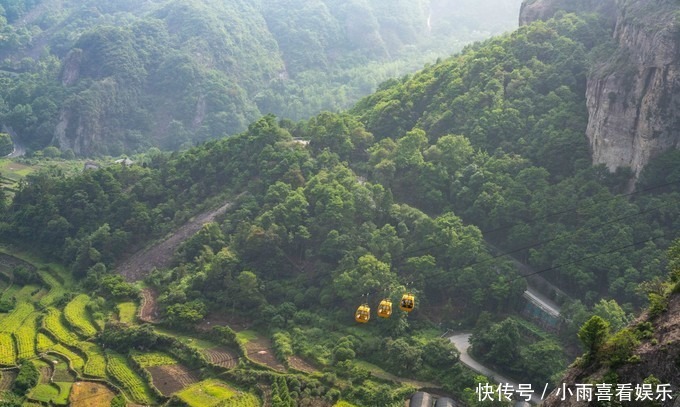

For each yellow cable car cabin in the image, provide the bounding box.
[355,304,370,323]
[377,299,392,318]
[400,293,415,312]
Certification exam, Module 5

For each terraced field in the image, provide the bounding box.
[0,302,34,333]
[29,382,72,405]
[131,351,177,368]
[244,337,286,372]
[117,301,137,325]
[37,270,66,307]
[12,284,41,302]
[63,294,98,337]
[203,347,238,369]
[81,342,107,378]
[177,379,259,407]
[0,333,16,365]
[147,364,200,396]
[36,332,56,352]
[14,312,38,359]
[0,245,338,406]
[52,344,85,372]
[43,307,81,346]
[50,355,76,383]
[69,382,116,407]
[289,355,319,374]
[0,368,17,391]
[106,351,156,405]
[36,360,53,384]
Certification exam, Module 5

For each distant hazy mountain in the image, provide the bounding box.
[0,0,522,155]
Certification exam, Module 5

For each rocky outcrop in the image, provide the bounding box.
[519,0,616,27]
[520,0,680,179]
[60,48,82,86]
[586,0,680,178]
[541,293,680,407]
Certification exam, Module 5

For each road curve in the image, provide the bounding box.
[448,333,543,405]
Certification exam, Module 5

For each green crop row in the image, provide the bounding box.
[14,312,38,359]
[131,351,177,368]
[178,379,260,407]
[0,333,16,365]
[64,294,98,337]
[0,301,34,333]
[81,342,107,378]
[116,302,137,325]
[37,270,65,307]
[36,332,55,353]
[106,351,155,405]
[43,308,80,347]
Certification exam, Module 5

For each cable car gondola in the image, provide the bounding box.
[355,304,370,323]
[377,299,392,318]
[400,293,415,312]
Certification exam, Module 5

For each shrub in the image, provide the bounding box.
[12,360,39,394]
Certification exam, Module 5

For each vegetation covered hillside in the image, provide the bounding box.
[542,242,680,407]
[1,6,679,407]
[0,0,522,155]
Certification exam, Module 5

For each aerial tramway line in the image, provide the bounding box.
[350,178,680,324]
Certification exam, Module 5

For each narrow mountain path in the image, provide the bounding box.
[116,194,243,281]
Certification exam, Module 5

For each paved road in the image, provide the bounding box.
[524,288,560,317]
[2,126,26,158]
[485,240,563,316]
[448,333,543,405]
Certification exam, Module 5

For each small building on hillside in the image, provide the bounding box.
[522,290,560,332]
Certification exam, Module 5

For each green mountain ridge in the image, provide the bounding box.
[0,0,523,156]
[0,2,679,406]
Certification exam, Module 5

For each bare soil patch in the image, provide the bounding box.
[69,381,116,407]
[298,399,333,407]
[115,197,241,282]
[246,338,286,372]
[139,288,159,324]
[288,356,318,374]
[0,369,17,391]
[147,364,199,396]
[197,312,251,332]
[203,347,238,369]
[39,365,53,384]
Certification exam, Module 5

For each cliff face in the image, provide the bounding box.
[519,0,616,27]
[521,0,680,178]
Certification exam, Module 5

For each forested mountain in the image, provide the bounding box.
[0,0,522,155]
[1,1,680,406]
[521,0,680,179]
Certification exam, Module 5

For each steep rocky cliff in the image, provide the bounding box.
[519,0,616,27]
[521,0,680,179]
